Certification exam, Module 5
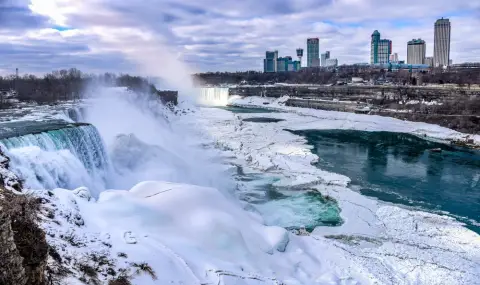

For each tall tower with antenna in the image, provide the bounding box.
[296,48,304,67]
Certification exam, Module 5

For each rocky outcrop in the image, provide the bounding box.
[0,148,48,285]
[0,206,28,285]
[157,90,178,105]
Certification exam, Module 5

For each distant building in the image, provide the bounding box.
[321,51,330,67]
[326,58,338,67]
[371,63,430,72]
[276,57,287,72]
[433,18,451,67]
[451,62,480,70]
[307,38,320,67]
[407,39,426,64]
[389,53,399,63]
[287,58,295,71]
[351,77,364,83]
[277,56,297,72]
[371,30,392,64]
[425,56,434,67]
[263,51,278,73]
[296,48,304,67]
[293,60,301,71]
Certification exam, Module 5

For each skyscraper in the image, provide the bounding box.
[370,30,392,64]
[307,38,320,67]
[433,18,451,67]
[407,39,426,64]
[321,51,330,67]
[263,51,278,73]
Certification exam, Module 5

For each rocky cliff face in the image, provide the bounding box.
[0,206,28,285]
[0,149,48,285]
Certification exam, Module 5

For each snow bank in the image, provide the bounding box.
[169,105,480,284]
[44,181,372,285]
[228,96,480,145]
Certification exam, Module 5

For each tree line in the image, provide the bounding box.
[194,67,480,86]
[0,69,158,107]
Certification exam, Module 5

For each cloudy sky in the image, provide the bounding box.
[0,0,479,75]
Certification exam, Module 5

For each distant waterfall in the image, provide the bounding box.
[199,87,230,106]
[0,125,112,195]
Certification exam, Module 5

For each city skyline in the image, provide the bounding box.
[0,1,479,74]
[267,18,453,70]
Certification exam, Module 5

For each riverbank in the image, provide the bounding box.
[227,95,480,149]
[222,85,480,135]
[173,103,480,284]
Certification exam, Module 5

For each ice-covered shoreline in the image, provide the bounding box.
[171,101,480,284]
[227,95,480,147]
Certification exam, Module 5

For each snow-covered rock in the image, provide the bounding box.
[43,181,377,285]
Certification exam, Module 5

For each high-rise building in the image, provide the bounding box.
[326,58,338,67]
[277,56,294,72]
[425,56,434,67]
[371,30,392,64]
[407,39,426,64]
[433,18,451,67]
[307,38,320,67]
[263,51,278,73]
[293,61,301,71]
[321,51,330,67]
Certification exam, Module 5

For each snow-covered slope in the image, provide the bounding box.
[44,182,378,285]
[169,104,480,284]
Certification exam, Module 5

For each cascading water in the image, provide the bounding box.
[199,87,230,106]
[85,87,234,193]
[1,125,112,195]
[0,87,234,200]
[64,106,87,123]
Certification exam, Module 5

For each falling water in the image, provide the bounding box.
[1,125,111,195]
[199,87,230,106]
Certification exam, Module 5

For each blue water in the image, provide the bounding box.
[235,168,342,232]
[242,117,284,123]
[292,130,480,233]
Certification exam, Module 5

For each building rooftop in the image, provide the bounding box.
[408,39,425,45]
[435,18,450,24]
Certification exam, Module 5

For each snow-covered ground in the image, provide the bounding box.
[169,98,480,284]
[3,90,479,284]
[227,95,480,145]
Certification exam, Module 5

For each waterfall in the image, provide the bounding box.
[199,87,230,106]
[65,106,87,122]
[0,125,112,195]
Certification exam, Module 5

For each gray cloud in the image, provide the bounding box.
[1,0,479,73]
[0,1,49,30]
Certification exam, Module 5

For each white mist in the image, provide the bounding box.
[84,87,233,193]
